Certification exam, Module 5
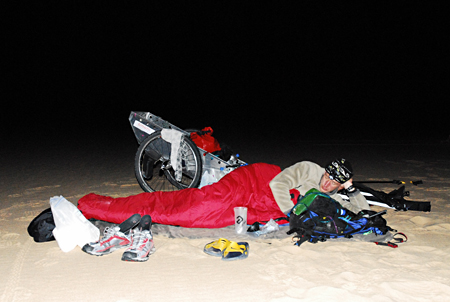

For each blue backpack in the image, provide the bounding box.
[287,189,391,246]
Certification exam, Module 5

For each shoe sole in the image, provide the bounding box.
[118,213,142,232]
[138,214,152,231]
[121,246,156,262]
[82,243,129,256]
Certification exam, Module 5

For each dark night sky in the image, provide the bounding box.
[3,2,448,154]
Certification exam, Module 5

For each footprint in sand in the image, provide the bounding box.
[34,247,61,267]
[404,160,425,165]
[427,187,450,192]
[409,216,435,227]
[1,239,33,301]
[100,181,137,187]
[7,193,22,198]
[0,210,13,220]
[13,209,44,222]
[8,185,61,198]
[31,185,61,191]
[25,185,61,194]
[425,223,450,231]
[101,182,119,187]
[0,232,21,249]
[120,184,139,188]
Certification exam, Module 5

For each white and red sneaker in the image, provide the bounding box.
[121,215,155,262]
[82,213,141,256]
[82,226,131,256]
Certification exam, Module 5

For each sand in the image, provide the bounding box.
[1,137,449,302]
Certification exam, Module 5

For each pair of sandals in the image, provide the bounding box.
[203,238,249,261]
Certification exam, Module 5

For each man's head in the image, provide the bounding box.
[319,158,354,193]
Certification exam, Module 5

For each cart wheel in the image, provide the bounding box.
[134,131,202,192]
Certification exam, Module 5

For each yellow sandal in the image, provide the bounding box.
[222,241,249,261]
[203,238,231,257]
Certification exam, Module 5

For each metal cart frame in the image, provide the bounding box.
[129,111,246,192]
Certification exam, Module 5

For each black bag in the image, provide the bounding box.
[288,189,391,246]
[27,208,56,242]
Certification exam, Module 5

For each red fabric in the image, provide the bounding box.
[77,163,290,228]
[289,189,301,204]
[189,127,221,153]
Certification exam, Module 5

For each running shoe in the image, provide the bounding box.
[82,226,132,256]
[82,214,141,256]
[121,215,155,262]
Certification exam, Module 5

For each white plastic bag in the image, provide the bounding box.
[253,219,280,237]
[198,169,219,188]
[50,196,100,252]
[161,129,184,181]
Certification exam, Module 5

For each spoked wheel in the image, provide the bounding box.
[134,131,202,192]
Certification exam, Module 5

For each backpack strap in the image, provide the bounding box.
[290,228,324,246]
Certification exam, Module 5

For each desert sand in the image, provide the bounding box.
[1,135,449,302]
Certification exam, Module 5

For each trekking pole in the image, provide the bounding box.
[367,210,387,219]
[355,180,423,186]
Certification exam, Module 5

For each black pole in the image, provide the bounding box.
[355,180,423,186]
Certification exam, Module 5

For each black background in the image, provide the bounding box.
[3,2,448,154]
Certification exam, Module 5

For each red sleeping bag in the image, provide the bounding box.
[77,163,290,228]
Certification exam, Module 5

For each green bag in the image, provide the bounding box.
[292,189,331,215]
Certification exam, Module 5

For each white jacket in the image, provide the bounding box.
[269,161,370,214]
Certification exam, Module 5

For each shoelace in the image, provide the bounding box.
[99,227,121,243]
[130,229,151,250]
[101,227,115,238]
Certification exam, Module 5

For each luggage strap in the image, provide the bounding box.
[374,232,408,248]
